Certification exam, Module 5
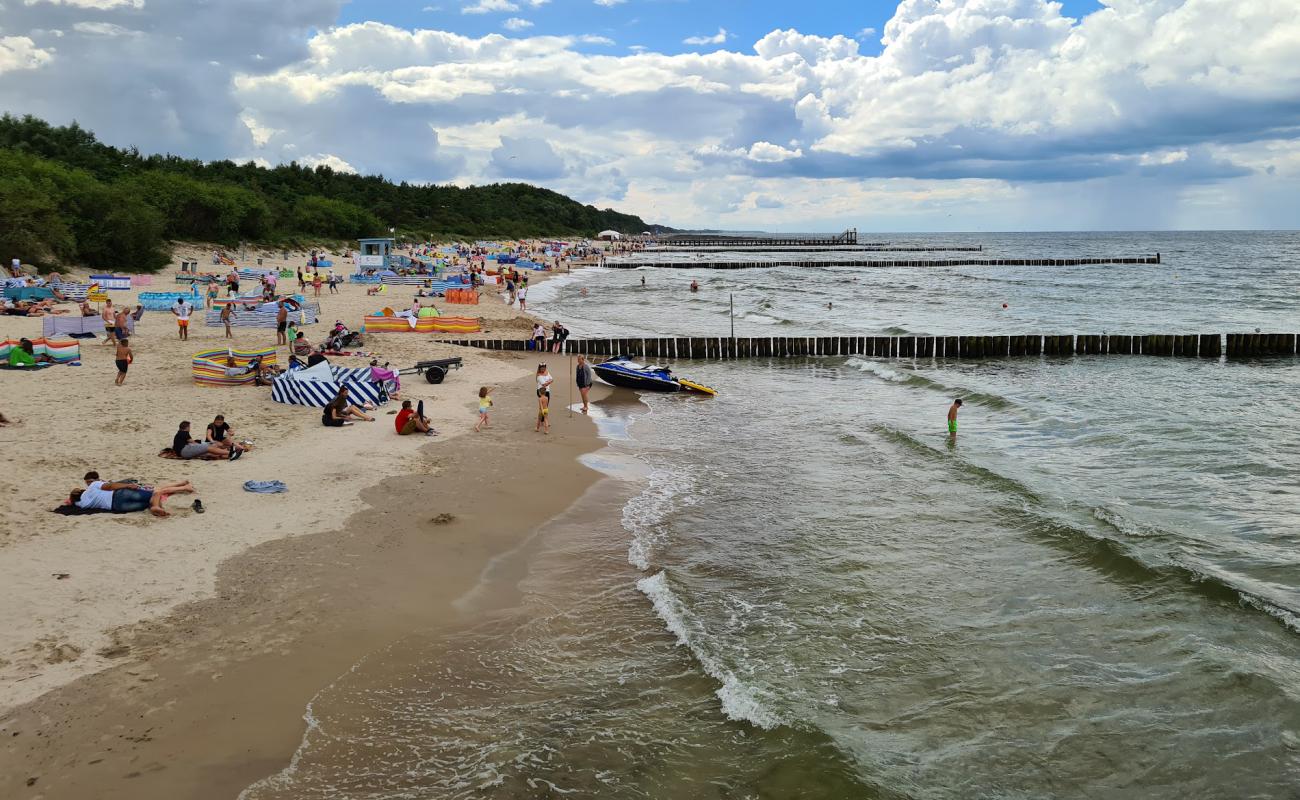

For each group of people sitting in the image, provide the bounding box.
[165,417,252,460]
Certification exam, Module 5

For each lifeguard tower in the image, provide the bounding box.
[356,237,395,271]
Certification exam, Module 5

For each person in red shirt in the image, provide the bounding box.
[395,400,435,436]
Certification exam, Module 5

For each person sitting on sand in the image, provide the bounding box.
[9,338,53,367]
[205,414,249,449]
[79,301,95,317]
[172,420,240,460]
[71,472,198,517]
[395,399,435,436]
[292,331,314,357]
[322,387,375,427]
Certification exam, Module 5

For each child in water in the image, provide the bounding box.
[475,386,493,432]
[948,398,963,437]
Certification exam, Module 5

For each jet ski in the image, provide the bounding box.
[593,356,717,395]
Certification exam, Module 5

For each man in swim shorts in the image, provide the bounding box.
[276,300,289,345]
[948,398,962,438]
[173,297,191,340]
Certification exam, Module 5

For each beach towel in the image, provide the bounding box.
[243,480,288,493]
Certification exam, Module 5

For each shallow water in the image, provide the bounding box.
[245,232,1300,799]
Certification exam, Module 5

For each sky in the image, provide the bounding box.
[1,0,1298,231]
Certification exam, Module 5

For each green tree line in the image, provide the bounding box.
[0,114,648,272]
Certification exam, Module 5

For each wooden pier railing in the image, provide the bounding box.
[608,255,1160,270]
[440,333,1297,360]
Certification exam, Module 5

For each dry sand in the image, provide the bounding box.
[0,245,608,797]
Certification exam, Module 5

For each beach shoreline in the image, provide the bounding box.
[0,243,614,798]
[0,365,612,799]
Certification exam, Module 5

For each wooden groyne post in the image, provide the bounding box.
[439,331,1296,360]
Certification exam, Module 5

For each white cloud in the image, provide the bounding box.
[461,0,517,15]
[683,27,727,46]
[72,21,139,37]
[855,27,876,40]
[502,17,532,31]
[298,153,358,173]
[593,0,625,6]
[747,141,802,162]
[23,0,143,8]
[0,35,53,74]
[4,0,1300,229]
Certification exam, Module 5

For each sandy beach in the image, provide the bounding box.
[0,246,606,798]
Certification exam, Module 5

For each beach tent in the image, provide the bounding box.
[0,337,81,366]
[271,363,389,408]
[597,230,623,241]
[192,346,278,387]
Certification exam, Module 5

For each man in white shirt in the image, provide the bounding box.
[71,471,197,516]
[173,297,192,340]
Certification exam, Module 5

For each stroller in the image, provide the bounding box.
[325,321,364,351]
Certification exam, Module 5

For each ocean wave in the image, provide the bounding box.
[844,358,1017,410]
[623,466,699,571]
[1015,503,1300,637]
[868,418,1300,637]
[637,571,783,730]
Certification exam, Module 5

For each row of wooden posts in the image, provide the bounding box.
[609,255,1161,270]
[441,333,1298,359]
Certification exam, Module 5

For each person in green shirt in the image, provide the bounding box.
[9,338,51,367]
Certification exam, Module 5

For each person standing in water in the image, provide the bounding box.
[948,399,963,438]
[575,355,593,414]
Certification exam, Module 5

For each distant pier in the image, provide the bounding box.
[608,255,1161,270]
[660,228,859,247]
[441,332,1297,360]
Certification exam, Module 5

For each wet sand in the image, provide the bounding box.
[0,366,611,799]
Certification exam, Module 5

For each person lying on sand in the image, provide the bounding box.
[70,472,198,517]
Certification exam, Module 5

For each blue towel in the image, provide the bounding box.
[243,480,287,494]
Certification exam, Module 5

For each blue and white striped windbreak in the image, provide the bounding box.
[271,364,389,408]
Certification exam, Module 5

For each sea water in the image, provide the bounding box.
[244,232,1300,799]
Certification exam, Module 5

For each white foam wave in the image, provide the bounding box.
[847,358,909,383]
[637,571,783,730]
[623,466,698,571]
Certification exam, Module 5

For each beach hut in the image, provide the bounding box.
[356,238,396,272]
[597,230,623,241]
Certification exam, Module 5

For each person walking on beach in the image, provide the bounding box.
[531,323,546,352]
[536,364,553,434]
[518,285,527,312]
[221,302,236,338]
[275,300,289,346]
[114,306,129,341]
[576,355,593,414]
[297,267,305,291]
[101,299,116,344]
[172,297,191,341]
[114,337,132,386]
[312,272,323,298]
[948,399,963,438]
[328,271,339,294]
[475,386,493,432]
[227,270,239,297]
[206,280,218,309]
